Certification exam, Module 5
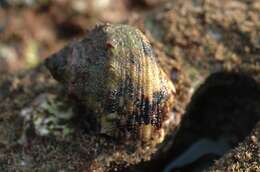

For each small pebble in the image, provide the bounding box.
[251,135,257,144]
[244,152,252,161]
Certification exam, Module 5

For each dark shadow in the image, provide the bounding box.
[56,20,85,39]
[124,71,260,172]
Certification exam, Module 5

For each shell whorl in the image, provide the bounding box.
[45,24,175,143]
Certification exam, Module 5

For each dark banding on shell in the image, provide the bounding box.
[45,24,176,143]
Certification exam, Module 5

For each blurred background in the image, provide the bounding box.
[0,0,168,73]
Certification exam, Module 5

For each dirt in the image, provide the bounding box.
[0,0,260,171]
[209,121,260,171]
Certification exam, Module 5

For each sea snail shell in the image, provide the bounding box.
[45,24,176,143]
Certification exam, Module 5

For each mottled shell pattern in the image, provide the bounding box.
[45,24,175,143]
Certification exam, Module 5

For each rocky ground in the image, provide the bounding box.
[0,0,260,171]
